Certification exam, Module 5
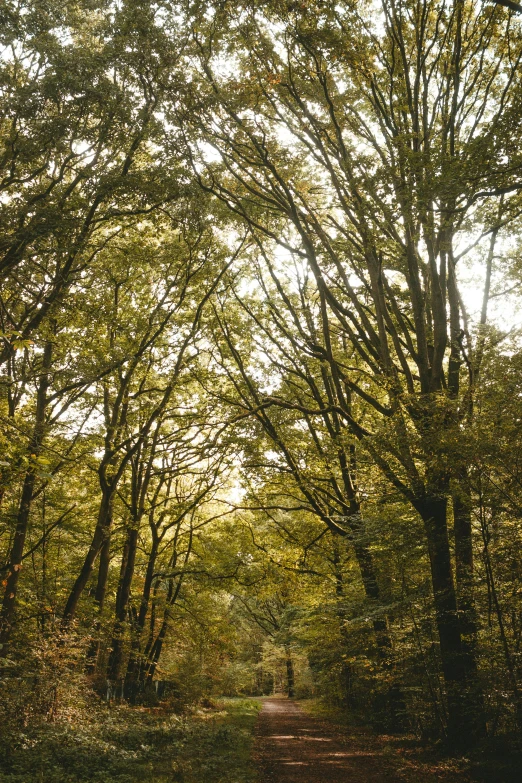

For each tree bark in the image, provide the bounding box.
[85,522,113,672]
[107,525,139,681]
[145,614,168,684]
[124,535,159,687]
[452,478,477,636]
[62,487,114,621]
[418,495,484,741]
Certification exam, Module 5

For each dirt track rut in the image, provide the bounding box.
[254,697,392,783]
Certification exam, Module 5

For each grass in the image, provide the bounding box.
[0,698,261,783]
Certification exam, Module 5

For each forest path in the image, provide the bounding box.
[254,697,393,783]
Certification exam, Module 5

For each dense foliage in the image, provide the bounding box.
[2,0,522,774]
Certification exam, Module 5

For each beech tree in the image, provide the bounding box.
[181,0,522,740]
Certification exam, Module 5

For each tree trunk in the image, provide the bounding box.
[124,537,158,687]
[340,506,393,655]
[285,647,295,698]
[107,525,139,681]
[353,540,391,654]
[331,540,356,707]
[138,586,159,685]
[145,614,168,684]
[0,338,53,652]
[452,478,486,726]
[95,532,112,612]
[62,487,114,622]
[418,496,485,741]
[85,526,113,672]
[452,478,478,637]
[144,568,186,684]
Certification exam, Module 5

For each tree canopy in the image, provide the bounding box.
[2,0,522,767]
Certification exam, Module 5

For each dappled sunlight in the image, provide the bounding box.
[256,698,390,782]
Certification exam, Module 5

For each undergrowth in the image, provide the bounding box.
[0,697,260,783]
[300,698,522,782]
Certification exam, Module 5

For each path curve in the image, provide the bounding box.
[254,697,391,783]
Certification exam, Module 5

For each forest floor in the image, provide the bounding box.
[0,697,260,783]
[1,694,519,782]
[254,696,518,783]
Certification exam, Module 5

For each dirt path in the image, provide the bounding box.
[254,697,393,783]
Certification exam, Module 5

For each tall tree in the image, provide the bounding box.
[62,219,232,622]
[181,0,522,739]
